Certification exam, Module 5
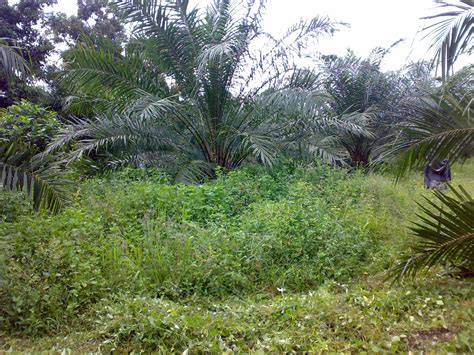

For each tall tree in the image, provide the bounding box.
[44,0,127,111]
[0,0,127,108]
[46,0,126,48]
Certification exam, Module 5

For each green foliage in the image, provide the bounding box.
[0,189,31,223]
[97,166,172,184]
[0,163,473,350]
[0,164,396,334]
[0,0,56,107]
[0,208,107,333]
[0,99,60,149]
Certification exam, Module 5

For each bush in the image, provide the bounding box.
[0,100,60,150]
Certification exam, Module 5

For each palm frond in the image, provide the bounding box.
[47,113,179,163]
[421,2,473,80]
[240,131,278,167]
[60,39,171,114]
[304,135,349,166]
[0,39,30,79]
[0,141,70,214]
[391,184,474,282]
[388,88,473,179]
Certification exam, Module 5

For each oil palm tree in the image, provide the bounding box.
[52,0,340,180]
[292,49,404,167]
[252,67,374,167]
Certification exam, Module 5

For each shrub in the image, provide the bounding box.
[0,100,60,150]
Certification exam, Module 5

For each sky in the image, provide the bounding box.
[48,0,470,72]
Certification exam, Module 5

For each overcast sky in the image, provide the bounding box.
[48,0,470,71]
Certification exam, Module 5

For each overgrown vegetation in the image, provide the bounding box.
[0,0,473,351]
[1,162,473,351]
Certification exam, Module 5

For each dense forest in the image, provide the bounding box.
[0,0,473,352]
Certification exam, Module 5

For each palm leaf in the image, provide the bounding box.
[421,1,473,80]
[47,113,180,163]
[0,141,70,214]
[388,87,473,179]
[0,39,30,79]
[391,184,474,281]
[60,37,171,114]
[240,131,278,167]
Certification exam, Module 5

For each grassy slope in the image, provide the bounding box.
[1,162,473,352]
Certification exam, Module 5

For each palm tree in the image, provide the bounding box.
[287,49,405,167]
[421,0,473,81]
[52,0,340,180]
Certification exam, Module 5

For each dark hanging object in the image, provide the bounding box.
[424,159,452,189]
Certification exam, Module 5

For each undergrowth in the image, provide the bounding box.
[0,162,472,351]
